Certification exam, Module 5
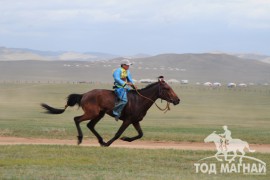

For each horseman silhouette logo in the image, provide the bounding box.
[203,125,255,163]
[194,125,266,175]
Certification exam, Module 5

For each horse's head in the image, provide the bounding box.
[158,76,180,105]
[204,131,220,143]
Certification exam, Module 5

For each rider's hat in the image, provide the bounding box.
[121,59,133,66]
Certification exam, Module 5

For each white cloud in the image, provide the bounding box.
[0,0,269,54]
[151,0,270,28]
[1,0,270,28]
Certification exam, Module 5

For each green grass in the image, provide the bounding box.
[0,83,270,144]
[0,145,269,180]
[0,83,269,179]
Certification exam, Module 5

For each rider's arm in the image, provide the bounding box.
[127,70,137,88]
[126,70,134,84]
[219,132,225,136]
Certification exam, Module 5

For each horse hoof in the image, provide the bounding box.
[99,140,107,147]
[77,140,82,145]
[77,136,83,145]
[100,143,109,147]
[120,136,132,142]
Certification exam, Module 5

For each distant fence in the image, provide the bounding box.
[173,84,270,95]
[1,80,269,93]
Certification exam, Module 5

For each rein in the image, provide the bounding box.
[134,86,171,113]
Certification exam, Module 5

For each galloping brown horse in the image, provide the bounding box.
[41,77,180,147]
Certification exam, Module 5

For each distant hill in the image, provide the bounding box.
[0,47,118,61]
[209,51,270,64]
[232,53,269,61]
[130,53,270,83]
[1,53,270,84]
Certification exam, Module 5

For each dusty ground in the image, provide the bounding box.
[0,136,269,153]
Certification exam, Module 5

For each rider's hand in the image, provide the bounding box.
[132,85,137,89]
[126,82,133,86]
[126,82,136,89]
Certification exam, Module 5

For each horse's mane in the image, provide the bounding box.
[141,82,159,90]
[129,81,159,94]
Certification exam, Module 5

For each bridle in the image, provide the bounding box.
[134,83,171,113]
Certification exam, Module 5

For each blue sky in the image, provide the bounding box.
[0,0,270,55]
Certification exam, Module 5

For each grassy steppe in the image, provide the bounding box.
[0,84,270,144]
[0,145,269,180]
[0,83,269,179]
[0,83,270,144]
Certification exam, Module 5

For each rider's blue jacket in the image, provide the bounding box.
[113,67,134,88]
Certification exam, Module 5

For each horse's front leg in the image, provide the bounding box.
[103,120,131,147]
[223,151,229,162]
[121,122,143,142]
[215,151,223,162]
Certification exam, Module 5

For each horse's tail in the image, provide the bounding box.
[41,94,83,114]
[245,142,256,153]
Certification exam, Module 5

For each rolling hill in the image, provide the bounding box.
[1,52,270,84]
[0,47,118,61]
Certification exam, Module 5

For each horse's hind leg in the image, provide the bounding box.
[74,114,91,145]
[121,122,143,142]
[229,151,237,163]
[87,111,106,145]
[238,150,245,164]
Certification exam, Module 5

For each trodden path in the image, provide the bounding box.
[0,136,270,153]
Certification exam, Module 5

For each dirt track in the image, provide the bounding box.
[0,136,270,153]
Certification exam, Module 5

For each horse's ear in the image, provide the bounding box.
[158,76,164,82]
